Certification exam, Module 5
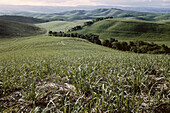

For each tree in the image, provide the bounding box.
[102,40,110,47]
[112,42,121,50]
[109,38,116,43]
[48,31,53,36]
[121,42,129,51]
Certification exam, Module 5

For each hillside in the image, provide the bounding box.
[0,15,46,24]
[1,5,170,14]
[1,8,170,22]
[0,34,169,112]
[0,20,45,38]
[36,20,90,32]
[34,8,170,21]
[71,19,170,41]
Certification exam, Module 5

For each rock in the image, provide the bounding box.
[65,83,76,91]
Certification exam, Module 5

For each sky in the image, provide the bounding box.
[0,0,170,7]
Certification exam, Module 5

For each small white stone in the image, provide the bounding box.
[65,83,76,91]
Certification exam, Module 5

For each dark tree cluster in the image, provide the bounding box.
[49,31,101,45]
[68,17,114,32]
[49,31,170,54]
[102,39,170,54]
[68,26,82,32]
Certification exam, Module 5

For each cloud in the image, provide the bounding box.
[91,0,170,7]
[0,0,169,7]
[0,0,102,6]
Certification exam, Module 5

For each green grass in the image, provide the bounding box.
[0,34,169,112]
[0,20,45,38]
[72,18,170,42]
[0,15,46,24]
[36,20,90,32]
[34,8,170,22]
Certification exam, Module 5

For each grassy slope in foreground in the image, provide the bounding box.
[0,34,169,112]
[0,20,45,38]
[73,19,170,41]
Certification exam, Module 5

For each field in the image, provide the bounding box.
[0,15,46,24]
[0,33,169,112]
[36,20,89,32]
[0,20,45,38]
[71,19,170,46]
[0,9,170,112]
[33,8,170,22]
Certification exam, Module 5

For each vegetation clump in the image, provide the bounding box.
[105,39,170,54]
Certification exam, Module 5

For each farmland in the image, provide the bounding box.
[0,34,169,112]
[0,7,170,112]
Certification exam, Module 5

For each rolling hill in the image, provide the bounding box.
[0,15,46,24]
[34,8,170,22]
[36,20,90,32]
[71,18,170,41]
[0,20,45,38]
[0,14,169,112]
[1,5,170,15]
[0,34,169,112]
[1,8,170,22]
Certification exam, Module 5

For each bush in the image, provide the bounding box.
[102,40,111,47]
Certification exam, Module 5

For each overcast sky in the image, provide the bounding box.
[0,0,170,7]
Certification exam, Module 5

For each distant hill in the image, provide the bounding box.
[1,7,170,22]
[0,20,45,38]
[72,18,170,41]
[35,8,170,21]
[0,5,170,14]
[0,15,46,24]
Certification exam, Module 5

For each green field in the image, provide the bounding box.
[36,20,89,32]
[34,8,170,22]
[0,16,170,112]
[0,15,46,24]
[0,33,170,112]
[71,18,170,46]
[0,20,45,38]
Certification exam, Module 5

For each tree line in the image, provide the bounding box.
[49,31,170,54]
[102,39,170,54]
[49,31,101,45]
[68,17,113,32]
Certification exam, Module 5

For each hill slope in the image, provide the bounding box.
[0,15,46,24]
[0,20,45,38]
[36,20,90,32]
[72,19,170,41]
[0,34,169,112]
[35,8,170,21]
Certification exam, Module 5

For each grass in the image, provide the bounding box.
[0,20,45,38]
[0,34,169,112]
[36,20,90,32]
[0,15,46,24]
[34,8,170,22]
[72,18,170,42]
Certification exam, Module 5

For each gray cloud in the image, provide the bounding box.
[0,0,170,7]
[90,0,170,7]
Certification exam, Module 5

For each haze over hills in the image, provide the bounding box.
[1,5,170,22]
[0,5,170,15]
[0,20,45,38]
[33,8,170,21]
